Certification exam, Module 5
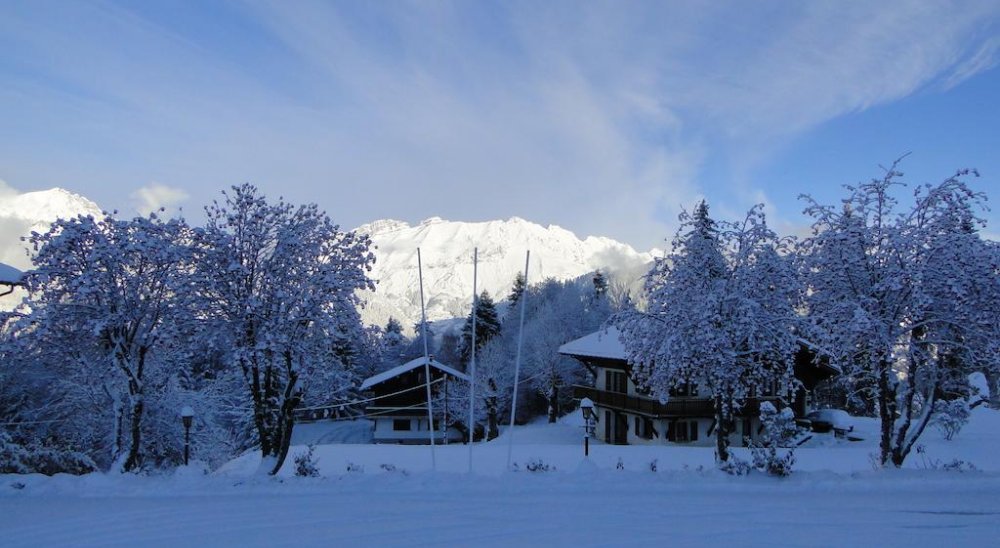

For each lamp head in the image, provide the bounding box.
[181,406,194,429]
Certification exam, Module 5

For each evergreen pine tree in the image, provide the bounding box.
[379,317,406,370]
[592,270,608,298]
[460,291,501,363]
[508,272,526,306]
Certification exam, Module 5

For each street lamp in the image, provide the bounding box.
[181,406,194,466]
[580,397,594,457]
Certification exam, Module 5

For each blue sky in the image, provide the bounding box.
[1,1,998,249]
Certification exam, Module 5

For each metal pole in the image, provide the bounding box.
[417,248,436,470]
[467,248,478,473]
[585,431,589,457]
[505,250,530,471]
[184,425,190,465]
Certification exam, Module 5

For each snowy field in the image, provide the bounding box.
[3,409,1000,547]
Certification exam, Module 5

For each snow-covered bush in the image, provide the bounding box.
[345,461,364,474]
[293,445,320,478]
[513,458,555,472]
[748,403,800,477]
[931,399,971,441]
[915,445,978,472]
[718,456,751,476]
[0,432,96,475]
[0,432,32,474]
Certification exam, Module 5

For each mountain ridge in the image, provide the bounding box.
[355,216,656,331]
[0,188,654,326]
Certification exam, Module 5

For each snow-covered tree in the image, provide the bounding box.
[520,279,609,422]
[614,202,801,464]
[380,317,407,366]
[193,184,375,475]
[799,161,1000,467]
[748,402,800,476]
[507,272,527,309]
[19,212,193,472]
[402,320,437,362]
[459,291,501,363]
[591,270,608,299]
[450,337,514,440]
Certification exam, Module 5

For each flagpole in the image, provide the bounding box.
[506,250,530,471]
[467,248,478,473]
[417,248,436,470]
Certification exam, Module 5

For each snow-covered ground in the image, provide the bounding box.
[3,409,1000,547]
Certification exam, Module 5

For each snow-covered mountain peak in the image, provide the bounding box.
[0,186,104,305]
[355,219,411,236]
[355,217,655,331]
[0,187,102,224]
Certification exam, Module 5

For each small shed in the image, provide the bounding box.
[361,356,469,444]
[0,262,23,297]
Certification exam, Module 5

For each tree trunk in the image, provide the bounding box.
[876,361,897,467]
[111,395,124,466]
[486,397,499,440]
[267,357,299,476]
[122,397,144,472]
[547,384,559,423]
[714,396,730,463]
[120,346,145,473]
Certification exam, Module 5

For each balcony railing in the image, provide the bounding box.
[573,385,782,418]
[573,385,714,417]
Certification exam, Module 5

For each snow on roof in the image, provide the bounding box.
[0,262,23,284]
[558,326,626,360]
[359,356,469,391]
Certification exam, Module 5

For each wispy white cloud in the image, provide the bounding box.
[131,183,189,215]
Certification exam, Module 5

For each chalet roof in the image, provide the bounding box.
[558,326,626,361]
[359,356,469,391]
[561,327,841,384]
[0,262,23,285]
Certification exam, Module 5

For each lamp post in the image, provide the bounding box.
[181,406,194,466]
[580,397,594,457]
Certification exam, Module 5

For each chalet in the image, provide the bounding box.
[560,327,837,446]
[360,356,469,444]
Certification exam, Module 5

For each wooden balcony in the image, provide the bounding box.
[573,385,783,419]
[573,385,715,418]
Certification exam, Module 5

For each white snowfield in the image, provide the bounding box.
[3,409,1000,547]
[355,216,656,331]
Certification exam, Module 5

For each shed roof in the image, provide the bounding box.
[0,262,23,285]
[360,356,469,391]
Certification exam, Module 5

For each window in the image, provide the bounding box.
[635,417,654,440]
[393,419,411,431]
[669,420,699,442]
[605,371,627,394]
